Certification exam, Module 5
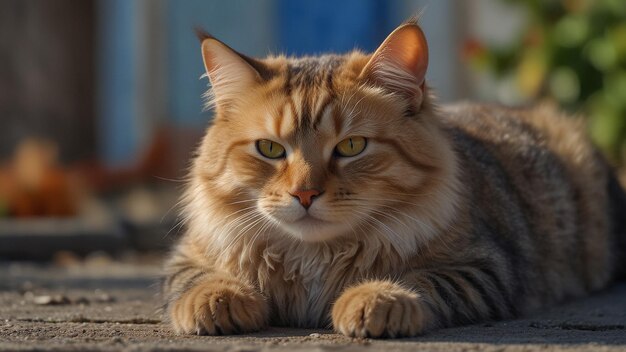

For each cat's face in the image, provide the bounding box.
[193,24,456,245]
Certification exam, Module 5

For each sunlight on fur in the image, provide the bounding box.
[161,22,626,339]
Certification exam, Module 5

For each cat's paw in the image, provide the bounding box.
[169,275,268,335]
[332,281,425,338]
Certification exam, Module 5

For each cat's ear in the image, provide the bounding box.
[360,23,428,104]
[196,29,268,109]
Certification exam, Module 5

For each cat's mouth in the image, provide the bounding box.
[280,214,347,242]
[296,213,325,224]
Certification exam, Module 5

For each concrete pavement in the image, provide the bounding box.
[1,260,625,351]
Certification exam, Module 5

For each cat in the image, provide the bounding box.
[162,21,626,338]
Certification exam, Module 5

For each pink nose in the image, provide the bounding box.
[290,189,322,209]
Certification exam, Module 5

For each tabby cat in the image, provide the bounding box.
[162,22,626,338]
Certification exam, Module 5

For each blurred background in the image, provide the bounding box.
[0,0,624,261]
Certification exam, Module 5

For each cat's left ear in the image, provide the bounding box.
[360,23,428,106]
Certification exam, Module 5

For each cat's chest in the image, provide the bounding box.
[255,253,355,327]
[233,241,388,327]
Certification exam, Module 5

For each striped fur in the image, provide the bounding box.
[162,23,624,338]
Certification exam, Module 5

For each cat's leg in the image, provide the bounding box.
[162,253,268,335]
[332,265,514,338]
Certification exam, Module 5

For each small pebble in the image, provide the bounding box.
[309,333,321,338]
[33,295,71,305]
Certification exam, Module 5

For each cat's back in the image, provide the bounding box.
[439,102,613,300]
[440,102,606,190]
[440,103,607,203]
[441,102,592,163]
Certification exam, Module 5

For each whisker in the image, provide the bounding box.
[226,198,260,206]
[153,176,186,183]
[221,213,266,253]
[164,217,185,239]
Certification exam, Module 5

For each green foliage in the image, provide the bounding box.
[467,0,626,164]
[0,197,7,218]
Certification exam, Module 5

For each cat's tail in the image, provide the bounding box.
[609,171,626,280]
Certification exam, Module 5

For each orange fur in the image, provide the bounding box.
[162,23,624,338]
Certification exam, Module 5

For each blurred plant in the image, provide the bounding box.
[464,0,626,165]
[0,198,7,218]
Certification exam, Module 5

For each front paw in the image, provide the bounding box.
[169,275,268,335]
[332,281,425,338]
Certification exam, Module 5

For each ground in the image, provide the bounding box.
[1,259,625,352]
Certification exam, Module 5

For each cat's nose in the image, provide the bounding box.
[289,189,322,209]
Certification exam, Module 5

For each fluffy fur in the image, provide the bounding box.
[162,23,626,338]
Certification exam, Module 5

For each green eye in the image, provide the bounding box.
[335,136,367,157]
[256,139,286,159]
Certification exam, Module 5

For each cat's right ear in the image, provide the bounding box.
[360,23,429,107]
[196,29,267,110]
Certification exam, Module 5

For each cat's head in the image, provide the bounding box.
[189,23,458,251]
